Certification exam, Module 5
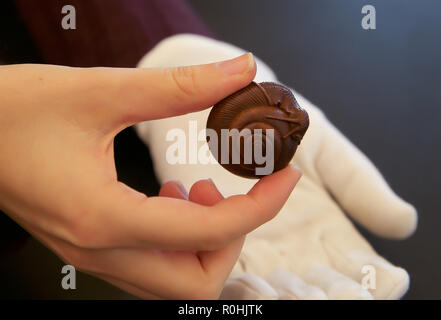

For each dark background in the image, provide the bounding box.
[0,0,440,299]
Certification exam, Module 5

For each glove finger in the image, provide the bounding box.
[304,95,417,239]
[220,274,278,300]
[320,226,410,299]
[303,265,373,300]
[346,251,410,300]
[267,270,327,300]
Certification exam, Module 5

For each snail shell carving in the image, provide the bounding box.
[206,81,309,178]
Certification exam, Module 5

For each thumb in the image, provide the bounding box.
[95,52,256,132]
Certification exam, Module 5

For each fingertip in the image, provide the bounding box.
[216,52,256,78]
[249,164,302,198]
[346,250,411,299]
[371,197,418,239]
[248,52,257,80]
[288,163,303,178]
[189,179,224,206]
[385,267,410,299]
[392,202,418,239]
[159,180,189,200]
[241,164,302,224]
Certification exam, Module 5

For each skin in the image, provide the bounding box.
[0,53,302,299]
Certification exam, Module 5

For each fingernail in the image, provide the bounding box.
[289,163,303,176]
[216,52,255,76]
[173,180,189,199]
[205,178,224,196]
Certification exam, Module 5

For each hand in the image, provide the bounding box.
[222,93,416,300]
[0,59,302,299]
[135,34,417,300]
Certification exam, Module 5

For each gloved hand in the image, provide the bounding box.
[135,34,417,299]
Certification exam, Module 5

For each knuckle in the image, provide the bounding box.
[168,66,200,98]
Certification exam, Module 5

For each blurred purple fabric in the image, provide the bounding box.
[13,0,213,67]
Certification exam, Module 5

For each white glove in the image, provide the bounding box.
[135,34,417,300]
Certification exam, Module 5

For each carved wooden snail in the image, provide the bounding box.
[206,82,309,178]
